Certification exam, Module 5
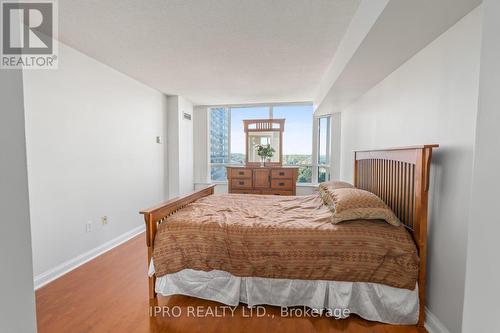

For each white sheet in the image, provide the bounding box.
[149,263,418,325]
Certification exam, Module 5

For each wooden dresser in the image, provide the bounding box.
[226,166,299,196]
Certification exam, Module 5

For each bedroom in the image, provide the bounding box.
[1,0,498,333]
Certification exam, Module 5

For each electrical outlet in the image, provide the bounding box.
[101,216,108,226]
[86,221,92,233]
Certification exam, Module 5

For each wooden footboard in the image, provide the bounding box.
[139,185,216,306]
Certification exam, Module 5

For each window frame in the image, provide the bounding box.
[209,102,326,185]
[316,115,331,183]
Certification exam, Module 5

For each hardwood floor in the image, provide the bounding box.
[36,233,427,333]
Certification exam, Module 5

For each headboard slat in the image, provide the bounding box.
[354,146,436,235]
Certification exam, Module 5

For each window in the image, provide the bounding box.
[317,116,331,183]
[230,106,269,164]
[273,105,313,183]
[209,104,328,184]
[210,107,229,181]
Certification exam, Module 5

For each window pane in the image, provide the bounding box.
[318,117,330,165]
[210,108,229,164]
[211,165,227,181]
[297,166,312,183]
[230,106,269,164]
[318,167,330,183]
[273,105,313,169]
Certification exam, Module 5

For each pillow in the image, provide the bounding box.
[319,180,354,191]
[318,180,354,206]
[321,187,401,226]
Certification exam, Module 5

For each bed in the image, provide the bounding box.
[140,145,437,328]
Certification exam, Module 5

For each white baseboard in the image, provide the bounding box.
[34,225,145,289]
[425,307,451,333]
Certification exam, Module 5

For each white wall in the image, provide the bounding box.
[23,42,168,282]
[338,8,481,333]
[193,106,210,187]
[462,0,500,331]
[167,95,194,197]
[0,70,37,333]
[167,97,180,196]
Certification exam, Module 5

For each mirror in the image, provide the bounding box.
[247,131,281,163]
[244,119,284,166]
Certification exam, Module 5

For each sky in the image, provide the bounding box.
[230,105,313,155]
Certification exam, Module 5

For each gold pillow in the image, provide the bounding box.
[323,188,401,226]
[318,180,354,209]
[319,180,354,192]
[319,180,354,191]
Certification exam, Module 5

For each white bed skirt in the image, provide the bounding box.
[149,263,418,325]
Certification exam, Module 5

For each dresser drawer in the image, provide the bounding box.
[271,169,294,179]
[231,168,252,178]
[271,179,294,190]
[226,166,297,195]
[231,178,252,189]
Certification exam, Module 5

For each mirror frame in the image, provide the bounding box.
[244,119,284,166]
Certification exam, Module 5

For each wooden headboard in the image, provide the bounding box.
[354,144,438,326]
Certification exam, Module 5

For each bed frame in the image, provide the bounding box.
[140,144,438,328]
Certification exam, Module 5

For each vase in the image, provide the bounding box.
[260,157,265,167]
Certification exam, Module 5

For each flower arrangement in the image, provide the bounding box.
[255,144,275,166]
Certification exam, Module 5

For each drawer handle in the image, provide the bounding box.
[279,172,285,176]
[279,182,285,186]
[239,181,245,185]
[238,171,245,175]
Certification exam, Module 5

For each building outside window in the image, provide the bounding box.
[210,107,229,181]
[209,104,330,184]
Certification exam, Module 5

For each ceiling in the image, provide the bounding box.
[314,0,482,115]
[58,0,361,105]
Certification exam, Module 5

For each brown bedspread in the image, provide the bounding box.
[153,193,418,290]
